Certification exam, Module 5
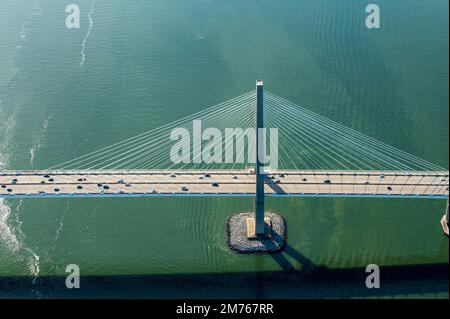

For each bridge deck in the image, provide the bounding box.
[1,170,448,199]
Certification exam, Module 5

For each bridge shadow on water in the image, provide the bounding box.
[0,252,447,298]
[0,220,447,298]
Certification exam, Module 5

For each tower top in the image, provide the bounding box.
[256,80,264,86]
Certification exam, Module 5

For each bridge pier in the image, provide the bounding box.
[227,80,286,254]
[440,198,449,236]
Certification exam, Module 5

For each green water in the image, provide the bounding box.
[0,0,448,298]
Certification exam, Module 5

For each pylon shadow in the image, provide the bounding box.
[264,226,316,274]
[264,175,287,195]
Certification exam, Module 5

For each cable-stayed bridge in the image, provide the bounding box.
[1,80,448,244]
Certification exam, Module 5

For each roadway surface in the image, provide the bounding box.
[1,170,448,199]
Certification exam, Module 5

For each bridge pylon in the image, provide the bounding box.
[226,80,287,254]
[252,79,267,237]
